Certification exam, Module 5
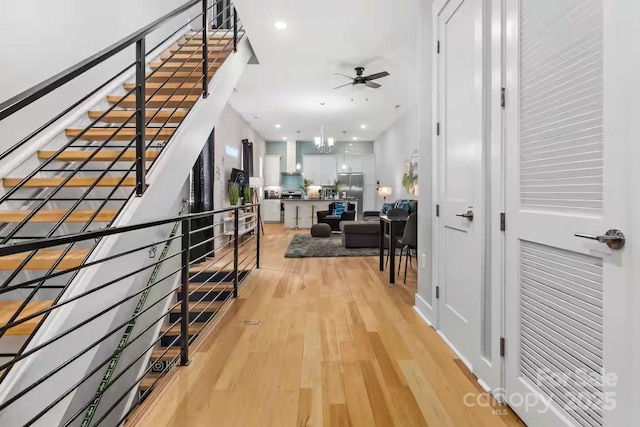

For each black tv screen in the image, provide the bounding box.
[230,168,247,191]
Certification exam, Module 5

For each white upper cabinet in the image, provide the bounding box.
[264,155,281,186]
[303,155,337,185]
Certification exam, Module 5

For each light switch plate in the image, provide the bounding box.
[421,254,427,270]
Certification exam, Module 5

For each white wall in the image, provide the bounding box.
[416,0,434,316]
[0,0,199,153]
[214,103,266,210]
[374,108,419,202]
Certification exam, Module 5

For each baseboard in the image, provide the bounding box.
[413,293,434,326]
[437,330,474,372]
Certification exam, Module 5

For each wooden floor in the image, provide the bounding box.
[128,224,524,427]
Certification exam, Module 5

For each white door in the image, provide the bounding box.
[504,1,636,426]
[435,0,485,370]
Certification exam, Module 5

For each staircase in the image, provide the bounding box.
[0,30,239,392]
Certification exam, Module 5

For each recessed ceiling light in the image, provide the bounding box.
[274,21,287,30]
[282,137,287,140]
[360,124,367,129]
[352,137,358,141]
[275,124,281,129]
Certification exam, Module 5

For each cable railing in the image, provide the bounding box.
[0,204,261,426]
[0,0,245,403]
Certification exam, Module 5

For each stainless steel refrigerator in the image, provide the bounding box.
[338,173,364,218]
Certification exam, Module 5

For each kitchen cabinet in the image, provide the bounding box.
[340,155,363,173]
[265,155,281,186]
[302,155,337,186]
[262,200,281,223]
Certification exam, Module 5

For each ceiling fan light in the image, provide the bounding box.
[354,82,366,90]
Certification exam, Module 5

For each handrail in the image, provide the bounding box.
[0,0,201,121]
[0,204,257,257]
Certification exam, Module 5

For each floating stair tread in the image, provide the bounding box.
[65,128,175,141]
[170,301,224,314]
[38,150,160,162]
[3,177,136,188]
[0,209,118,223]
[159,52,230,62]
[151,347,180,363]
[0,249,88,271]
[123,82,201,96]
[107,95,199,109]
[170,44,230,52]
[183,31,243,40]
[145,70,217,82]
[183,282,235,293]
[150,61,220,70]
[161,322,202,336]
[0,300,54,335]
[139,372,161,392]
[88,110,187,124]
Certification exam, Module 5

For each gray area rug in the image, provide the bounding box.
[284,234,380,258]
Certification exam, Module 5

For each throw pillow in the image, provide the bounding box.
[334,202,346,216]
[379,203,394,216]
[394,199,411,213]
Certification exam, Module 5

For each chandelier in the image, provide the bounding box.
[314,126,334,153]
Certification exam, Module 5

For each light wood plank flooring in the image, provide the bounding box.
[127,224,524,427]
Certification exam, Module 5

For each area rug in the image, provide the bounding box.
[285,234,381,258]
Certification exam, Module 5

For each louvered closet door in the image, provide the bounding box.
[504,0,634,426]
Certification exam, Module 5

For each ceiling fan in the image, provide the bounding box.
[333,67,390,90]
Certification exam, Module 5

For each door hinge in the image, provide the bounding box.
[436,122,440,136]
[500,212,506,231]
[500,337,506,357]
[437,40,440,54]
[436,286,440,299]
[501,87,506,108]
[436,204,440,217]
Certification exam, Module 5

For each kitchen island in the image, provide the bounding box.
[283,199,358,229]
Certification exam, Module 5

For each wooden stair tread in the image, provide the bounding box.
[65,128,175,141]
[145,70,217,83]
[150,347,180,363]
[0,300,54,335]
[0,209,118,223]
[170,44,230,52]
[107,95,199,109]
[123,81,202,96]
[159,51,230,61]
[0,249,88,271]
[88,110,187,124]
[38,150,160,162]
[183,282,235,293]
[170,301,224,313]
[3,177,136,188]
[183,32,242,41]
[150,62,221,71]
[139,372,161,391]
[161,322,203,336]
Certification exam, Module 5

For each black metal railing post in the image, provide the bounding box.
[233,209,239,298]
[233,6,238,52]
[201,0,209,98]
[179,218,191,366]
[256,204,261,269]
[135,37,147,196]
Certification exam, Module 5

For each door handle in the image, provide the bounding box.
[574,229,626,250]
[455,210,474,221]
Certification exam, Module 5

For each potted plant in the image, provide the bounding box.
[243,186,252,208]
[332,179,342,200]
[228,183,240,207]
[301,179,313,197]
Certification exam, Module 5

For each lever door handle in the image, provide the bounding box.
[456,210,474,221]
[574,229,625,250]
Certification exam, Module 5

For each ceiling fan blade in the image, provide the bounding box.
[365,81,381,89]
[363,71,390,81]
[334,73,354,80]
[333,82,353,90]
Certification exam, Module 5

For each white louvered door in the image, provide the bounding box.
[504,0,635,426]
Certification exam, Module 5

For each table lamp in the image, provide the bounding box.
[378,187,392,203]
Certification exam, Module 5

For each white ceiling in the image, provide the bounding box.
[230,0,419,142]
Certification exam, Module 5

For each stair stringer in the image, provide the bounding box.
[0,36,255,427]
